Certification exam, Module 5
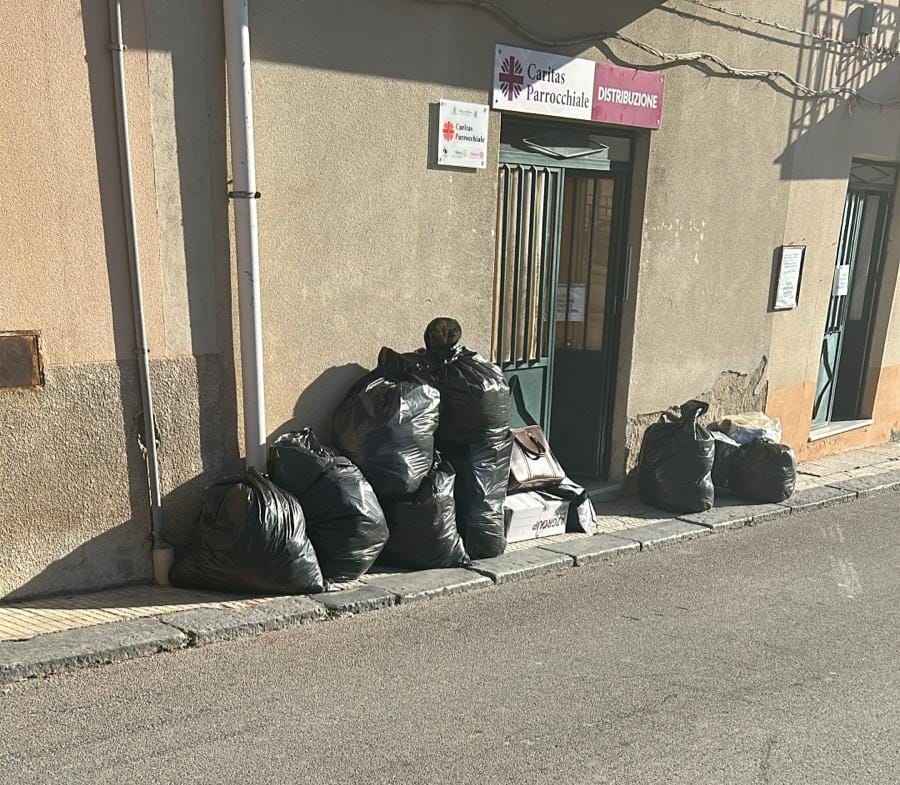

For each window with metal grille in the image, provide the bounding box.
[491,164,562,366]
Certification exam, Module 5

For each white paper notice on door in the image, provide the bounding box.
[556,284,586,322]
[833,265,850,296]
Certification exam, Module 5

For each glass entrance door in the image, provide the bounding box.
[812,162,896,428]
[492,119,632,481]
[550,171,628,479]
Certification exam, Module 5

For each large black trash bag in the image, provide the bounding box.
[731,439,796,503]
[268,429,388,582]
[711,431,741,492]
[379,460,469,569]
[170,469,325,594]
[638,400,715,513]
[333,347,440,502]
[422,319,512,559]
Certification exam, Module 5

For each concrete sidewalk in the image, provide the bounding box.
[1,441,898,683]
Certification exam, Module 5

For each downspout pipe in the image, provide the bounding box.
[223,0,268,471]
[108,0,171,583]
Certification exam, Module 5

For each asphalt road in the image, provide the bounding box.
[2,494,898,785]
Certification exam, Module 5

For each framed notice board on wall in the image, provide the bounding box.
[773,245,806,310]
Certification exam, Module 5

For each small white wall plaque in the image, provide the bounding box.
[437,100,488,169]
[774,245,805,310]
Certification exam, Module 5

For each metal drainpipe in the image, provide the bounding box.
[223,0,268,471]
[108,0,171,584]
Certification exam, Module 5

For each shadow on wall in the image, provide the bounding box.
[245,0,666,87]
[270,363,368,446]
[777,2,900,181]
[3,522,153,603]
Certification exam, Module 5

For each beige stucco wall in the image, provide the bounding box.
[0,1,157,365]
[615,1,900,470]
[0,0,238,599]
[762,3,900,456]
[246,0,704,440]
[3,0,900,597]
[244,0,900,475]
[249,0,503,439]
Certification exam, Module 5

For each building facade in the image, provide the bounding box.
[2,0,899,599]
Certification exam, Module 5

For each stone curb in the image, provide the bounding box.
[824,469,900,498]
[538,534,639,565]
[468,549,573,584]
[364,568,492,604]
[679,501,790,531]
[159,596,326,646]
[312,585,398,616]
[778,485,856,512]
[614,520,710,549]
[0,479,886,685]
[0,618,187,684]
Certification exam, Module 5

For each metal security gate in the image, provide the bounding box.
[812,161,897,427]
[492,163,563,429]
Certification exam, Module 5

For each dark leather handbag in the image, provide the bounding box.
[509,424,566,491]
[507,375,566,491]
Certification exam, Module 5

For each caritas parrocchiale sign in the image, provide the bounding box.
[492,45,664,130]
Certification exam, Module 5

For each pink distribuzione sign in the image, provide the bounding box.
[592,63,664,129]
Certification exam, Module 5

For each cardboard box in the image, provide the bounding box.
[503,492,569,544]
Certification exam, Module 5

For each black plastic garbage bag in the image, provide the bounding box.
[438,436,511,559]
[269,429,388,582]
[731,439,796,503]
[426,346,511,443]
[333,347,440,502]
[379,460,469,569]
[711,430,741,491]
[422,335,511,558]
[170,469,325,594]
[638,400,715,513]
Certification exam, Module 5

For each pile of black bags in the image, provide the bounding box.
[331,345,469,569]
[424,334,513,560]
[268,428,389,581]
[171,318,512,593]
[715,436,796,503]
[334,318,512,564]
[638,401,796,513]
[171,426,392,592]
[379,459,468,569]
[333,348,440,502]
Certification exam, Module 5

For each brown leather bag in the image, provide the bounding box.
[509,425,566,491]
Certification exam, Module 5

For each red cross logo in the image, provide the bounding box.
[442,121,456,142]
[499,55,524,100]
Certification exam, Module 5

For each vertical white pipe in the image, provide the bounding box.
[108,0,170,583]
[223,0,267,471]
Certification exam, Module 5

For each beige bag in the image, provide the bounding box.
[509,425,566,492]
